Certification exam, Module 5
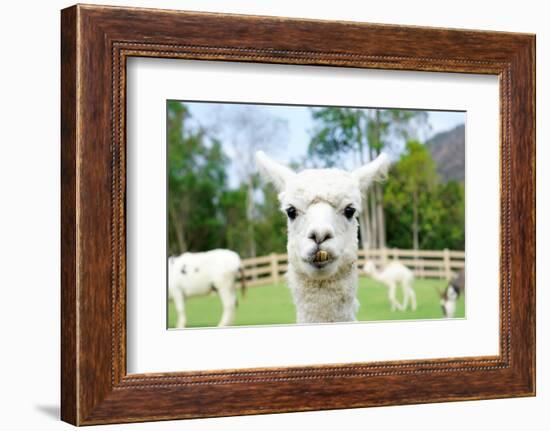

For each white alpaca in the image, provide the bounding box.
[256,151,390,323]
[168,249,245,328]
[363,260,417,311]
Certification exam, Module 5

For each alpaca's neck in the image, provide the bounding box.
[287,262,359,324]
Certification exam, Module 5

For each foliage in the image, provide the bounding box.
[168,101,289,257]
[167,101,228,255]
[218,186,249,256]
[253,181,288,256]
[308,108,361,167]
[308,107,428,166]
[384,141,465,250]
[431,181,466,250]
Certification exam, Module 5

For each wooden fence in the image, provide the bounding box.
[241,248,465,288]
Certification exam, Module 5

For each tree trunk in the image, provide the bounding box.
[359,199,371,250]
[246,177,256,259]
[169,202,187,254]
[375,182,386,249]
[369,189,378,249]
[356,110,370,250]
[369,113,388,252]
[247,222,256,259]
[412,189,419,251]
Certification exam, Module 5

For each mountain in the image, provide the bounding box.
[426,124,465,183]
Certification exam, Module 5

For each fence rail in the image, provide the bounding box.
[240,248,465,287]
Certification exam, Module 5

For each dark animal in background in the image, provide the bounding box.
[441,269,464,318]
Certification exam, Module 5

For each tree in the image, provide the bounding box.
[167,101,229,255]
[384,140,439,250]
[219,186,249,257]
[308,108,428,250]
[253,177,288,256]
[430,181,465,250]
[209,106,288,258]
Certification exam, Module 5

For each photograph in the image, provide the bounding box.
[167,101,466,328]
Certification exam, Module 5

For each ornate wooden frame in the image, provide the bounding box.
[61,4,535,425]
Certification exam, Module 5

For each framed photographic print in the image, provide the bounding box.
[61,4,535,425]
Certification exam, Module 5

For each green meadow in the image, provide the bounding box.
[168,277,465,328]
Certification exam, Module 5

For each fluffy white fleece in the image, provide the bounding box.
[256,151,389,324]
[364,260,416,312]
[169,249,243,327]
[287,260,359,323]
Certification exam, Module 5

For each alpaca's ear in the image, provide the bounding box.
[255,151,295,192]
[352,153,390,193]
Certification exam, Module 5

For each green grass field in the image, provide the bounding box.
[168,277,465,328]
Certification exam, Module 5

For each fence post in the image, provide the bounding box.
[381,247,388,266]
[443,248,451,281]
[270,253,279,284]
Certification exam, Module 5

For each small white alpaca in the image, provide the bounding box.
[168,249,246,328]
[363,260,417,312]
[256,151,390,323]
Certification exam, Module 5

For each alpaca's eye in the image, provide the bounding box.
[344,206,356,219]
[180,265,187,274]
[286,206,297,220]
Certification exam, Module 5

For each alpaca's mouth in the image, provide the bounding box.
[309,250,334,268]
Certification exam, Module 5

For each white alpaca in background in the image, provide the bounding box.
[363,260,417,312]
[168,249,246,328]
[256,150,390,323]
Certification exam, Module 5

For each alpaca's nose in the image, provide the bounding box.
[307,226,334,244]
